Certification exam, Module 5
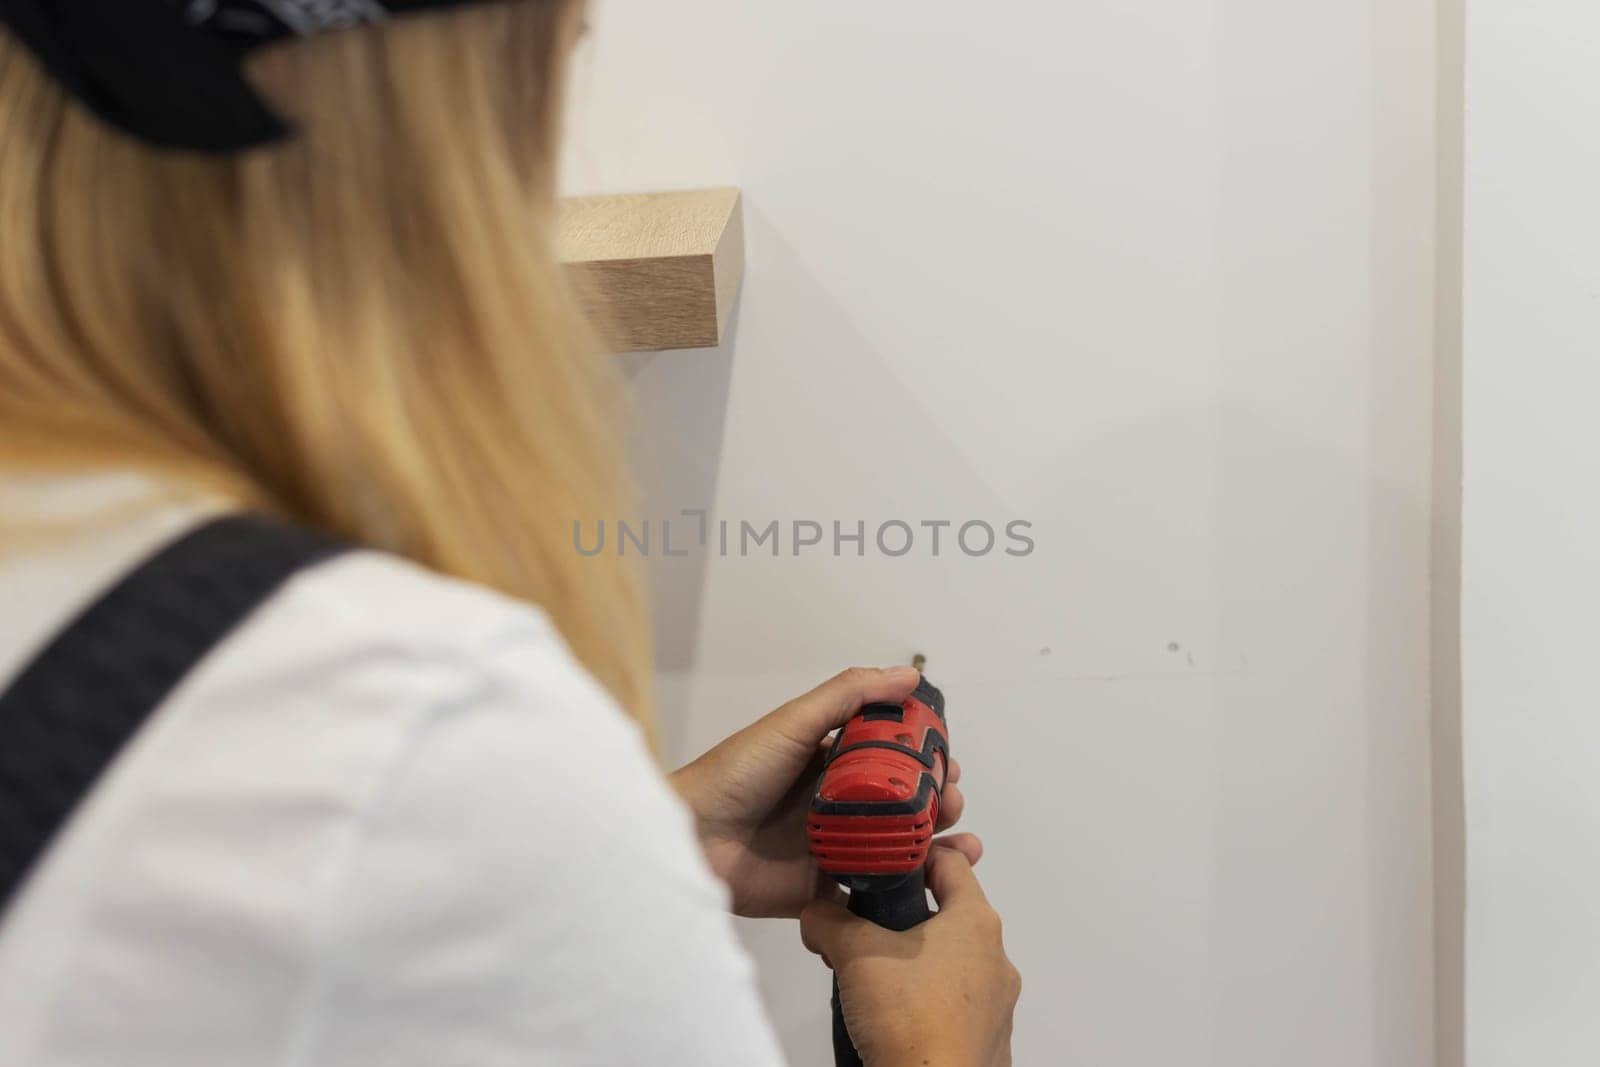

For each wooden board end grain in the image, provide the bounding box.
[558,188,744,353]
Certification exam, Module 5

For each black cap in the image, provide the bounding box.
[0,0,509,152]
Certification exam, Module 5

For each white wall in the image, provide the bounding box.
[1432,0,1467,1060]
[563,3,1439,1063]
[1461,4,1600,1064]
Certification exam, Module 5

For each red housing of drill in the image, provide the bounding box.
[810,676,949,1066]
[808,677,949,893]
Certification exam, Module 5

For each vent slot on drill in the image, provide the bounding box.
[859,703,905,722]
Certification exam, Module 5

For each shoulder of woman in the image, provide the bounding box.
[188,544,664,831]
[270,548,574,669]
[202,544,632,736]
[244,546,684,866]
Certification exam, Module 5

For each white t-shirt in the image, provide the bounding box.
[0,473,787,1067]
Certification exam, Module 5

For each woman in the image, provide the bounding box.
[0,2,1020,1064]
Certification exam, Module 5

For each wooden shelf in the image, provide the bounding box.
[558,188,744,352]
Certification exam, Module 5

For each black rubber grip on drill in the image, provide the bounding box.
[832,869,932,1067]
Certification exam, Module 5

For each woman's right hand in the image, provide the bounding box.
[799,846,1021,1067]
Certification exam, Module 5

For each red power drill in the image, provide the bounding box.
[808,675,949,1067]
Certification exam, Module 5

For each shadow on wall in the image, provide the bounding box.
[615,297,742,751]
[653,200,1030,667]
[619,196,1035,753]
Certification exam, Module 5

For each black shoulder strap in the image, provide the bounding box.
[0,514,347,912]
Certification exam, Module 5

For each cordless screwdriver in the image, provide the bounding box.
[808,675,950,1067]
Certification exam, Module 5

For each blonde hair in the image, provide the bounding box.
[0,3,655,742]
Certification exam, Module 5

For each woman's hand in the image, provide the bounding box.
[801,846,1021,1067]
[670,666,981,918]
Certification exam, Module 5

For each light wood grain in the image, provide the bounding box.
[558,188,744,352]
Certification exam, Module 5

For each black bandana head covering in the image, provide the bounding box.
[0,1,502,152]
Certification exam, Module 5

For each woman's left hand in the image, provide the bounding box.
[670,666,981,918]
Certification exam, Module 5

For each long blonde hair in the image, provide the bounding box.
[0,3,654,740]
